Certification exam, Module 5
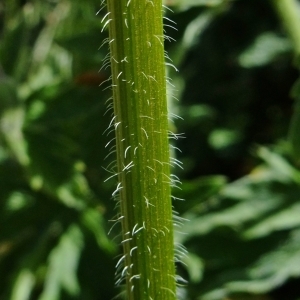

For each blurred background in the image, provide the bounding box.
[1,0,300,299]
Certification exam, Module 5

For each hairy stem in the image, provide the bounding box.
[105,0,176,299]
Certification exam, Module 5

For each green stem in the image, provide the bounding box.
[271,0,300,162]
[271,0,300,59]
[105,1,176,299]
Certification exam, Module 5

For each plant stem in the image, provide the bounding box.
[271,0,300,58]
[271,0,300,162]
[105,1,176,299]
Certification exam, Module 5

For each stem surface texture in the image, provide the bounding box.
[105,1,177,299]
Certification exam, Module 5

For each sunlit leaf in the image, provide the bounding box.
[11,269,35,300]
[1,107,29,166]
[257,146,300,183]
[39,225,83,300]
[179,193,283,244]
[244,202,300,239]
[239,32,291,68]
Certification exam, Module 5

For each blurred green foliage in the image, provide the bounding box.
[1,0,300,299]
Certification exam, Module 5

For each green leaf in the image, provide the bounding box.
[179,193,283,244]
[182,252,204,283]
[244,202,300,239]
[208,129,241,150]
[0,77,19,114]
[11,269,35,300]
[239,32,291,68]
[257,146,300,183]
[39,225,83,300]
[81,208,115,253]
[167,0,225,9]
[226,229,300,294]
[1,107,29,166]
[173,175,227,213]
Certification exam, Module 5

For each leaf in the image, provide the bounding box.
[200,288,227,300]
[173,175,227,213]
[226,229,300,294]
[5,191,34,212]
[81,208,115,253]
[182,12,216,50]
[257,146,300,183]
[208,129,241,150]
[39,225,83,300]
[182,252,204,283]
[0,16,29,78]
[1,107,29,166]
[239,32,292,68]
[179,193,283,244]
[0,76,19,114]
[166,0,225,9]
[11,269,35,300]
[244,201,300,239]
